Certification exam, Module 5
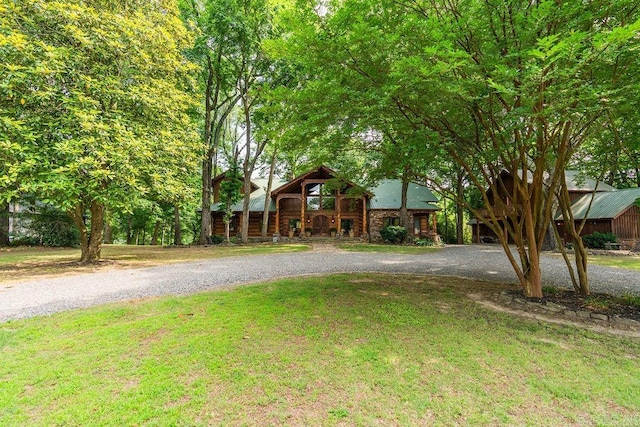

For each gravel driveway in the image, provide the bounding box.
[1,244,639,323]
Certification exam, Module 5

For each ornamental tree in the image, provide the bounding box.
[0,0,199,262]
[276,0,640,297]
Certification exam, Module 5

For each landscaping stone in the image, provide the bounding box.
[542,304,563,313]
[499,293,512,303]
[590,313,609,321]
[496,291,638,331]
[544,302,565,311]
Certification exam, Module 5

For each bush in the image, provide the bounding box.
[13,205,80,247]
[380,225,408,244]
[414,238,434,246]
[581,232,616,249]
[209,235,224,245]
[8,235,40,247]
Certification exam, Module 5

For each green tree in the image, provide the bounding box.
[0,0,199,262]
[180,0,244,244]
[277,0,640,297]
[220,162,243,243]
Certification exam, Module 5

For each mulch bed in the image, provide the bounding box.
[506,289,640,322]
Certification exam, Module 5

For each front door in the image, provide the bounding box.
[313,215,329,235]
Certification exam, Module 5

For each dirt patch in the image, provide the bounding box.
[312,243,346,253]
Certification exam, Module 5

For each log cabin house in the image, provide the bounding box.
[209,165,440,241]
[469,170,617,244]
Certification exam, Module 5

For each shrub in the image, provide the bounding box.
[581,232,616,249]
[380,225,408,244]
[15,205,80,247]
[209,235,224,245]
[414,238,434,246]
[8,235,40,247]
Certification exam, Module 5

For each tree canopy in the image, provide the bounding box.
[271,0,640,297]
[0,0,199,261]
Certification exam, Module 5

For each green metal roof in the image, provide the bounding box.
[512,169,615,192]
[562,187,640,220]
[563,170,616,192]
[368,179,440,210]
[211,178,288,213]
[211,177,440,213]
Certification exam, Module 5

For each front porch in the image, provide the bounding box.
[272,166,371,239]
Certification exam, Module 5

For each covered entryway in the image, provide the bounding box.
[313,215,329,236]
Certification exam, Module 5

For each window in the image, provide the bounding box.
[341,219,353,232]
[414,218,421,235]
[322,197,335,210]
[306,196,320,211]
[306,183,335,211]
[383,217,400,227]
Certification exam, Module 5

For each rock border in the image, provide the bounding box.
[497,290,640,331]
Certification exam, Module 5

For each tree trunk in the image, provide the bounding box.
[199,52,215,246]
[0,202,9,246]
[82,201,104,263]
[400,177,409,230]
[174,204,182,246]
[103,218,113,244]
[541,224,557,251]
[200,157,213,244]
[151,220,161,245]
[456,170,464,244]
[261,149,277,241]
[521,200,543,298]
[556,173,590,295]
[241,87,252,244]
[241,178,251,244]
[126,216,134,244]
[69,201,104,264]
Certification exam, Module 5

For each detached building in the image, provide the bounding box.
[556,187,640,250]
[470,169,640,250]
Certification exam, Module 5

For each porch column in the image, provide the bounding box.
[336,191,342,233]
[362,197,367,236]
[301,185,306,234]
[275,195,281,234]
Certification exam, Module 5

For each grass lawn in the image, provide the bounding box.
[338,242,440,254]
[1,273,638,426]
[588,254,640,272]
[0,243,310,284]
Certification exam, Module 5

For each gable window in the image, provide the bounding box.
[306,183,335,211]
